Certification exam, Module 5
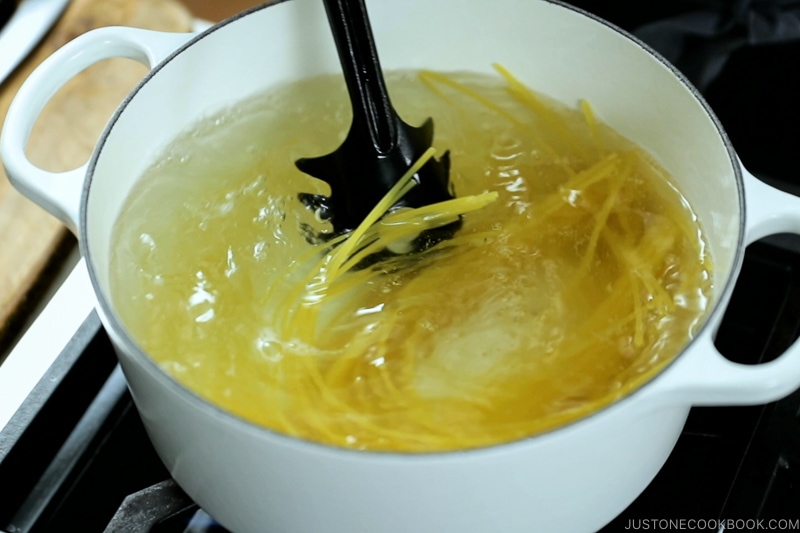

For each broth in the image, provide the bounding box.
[110,68,713,452]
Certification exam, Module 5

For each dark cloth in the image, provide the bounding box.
[633,0,800,90]
[564,0,800,90]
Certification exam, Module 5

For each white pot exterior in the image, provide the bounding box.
[6,1,800,531]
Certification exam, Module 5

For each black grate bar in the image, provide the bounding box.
[6,366,128,533]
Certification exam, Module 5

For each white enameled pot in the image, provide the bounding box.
[5,0,800,531]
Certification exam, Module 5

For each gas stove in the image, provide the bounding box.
[2,2,800,531]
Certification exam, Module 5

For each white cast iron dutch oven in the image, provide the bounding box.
[4,0,800,531]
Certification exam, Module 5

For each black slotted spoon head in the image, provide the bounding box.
[296,0,459,248]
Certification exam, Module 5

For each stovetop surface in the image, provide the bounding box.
[2,1,800,531]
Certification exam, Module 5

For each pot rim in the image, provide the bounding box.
[80,0,745,460]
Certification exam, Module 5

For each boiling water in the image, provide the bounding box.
[110,69,713,452]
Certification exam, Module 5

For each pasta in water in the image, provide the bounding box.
[110,66,713,452]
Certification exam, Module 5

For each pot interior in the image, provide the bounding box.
[84,0,742,401]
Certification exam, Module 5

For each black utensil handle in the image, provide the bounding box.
[322,0,396,154]
[0,0,15,33]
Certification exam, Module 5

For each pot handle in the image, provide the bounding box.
[645,165,800,407]
[0,27,196,234]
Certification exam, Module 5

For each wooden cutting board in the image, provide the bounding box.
[0,0,194,349]
[180,0,265,22]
